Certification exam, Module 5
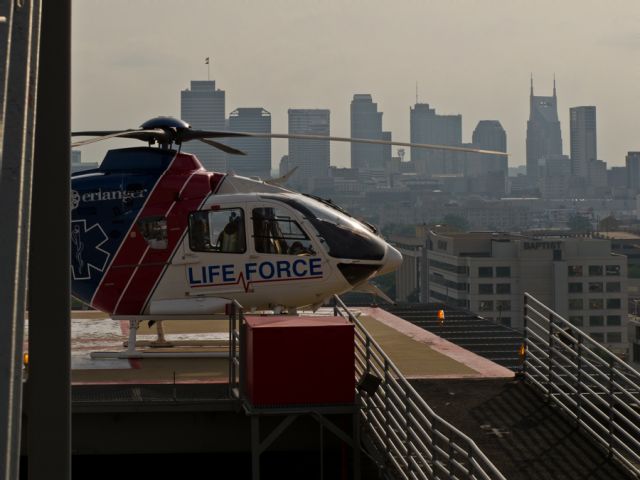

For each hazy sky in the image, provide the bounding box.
[73,0,640,170]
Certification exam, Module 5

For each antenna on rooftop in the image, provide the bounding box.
[415,82,419,104]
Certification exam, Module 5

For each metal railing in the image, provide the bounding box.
[523,293,640,476]
[333,296,506,480]
[228,300,244,401]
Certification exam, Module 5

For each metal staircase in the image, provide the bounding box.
[333,297,506,480]
[523,293,640,477]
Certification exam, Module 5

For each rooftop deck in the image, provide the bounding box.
[58,307,513,386]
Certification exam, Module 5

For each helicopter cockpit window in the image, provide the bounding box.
[137,216,168,250]
[261,195,386,261]
[188,208,246,254]
[252,207,315,256]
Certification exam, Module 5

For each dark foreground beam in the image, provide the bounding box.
[28,0,71,478]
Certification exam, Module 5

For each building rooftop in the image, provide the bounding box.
[598,231,640,240]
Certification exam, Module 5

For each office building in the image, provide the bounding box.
[410,103,461,176]
[422,230,628,355]
[350,94,390,171]
[526,78,563,180]
[288,109,330,188]
[538,154,571,199]
[588,159,607,191]
[469,120,508,196]
[608,166,627,189]
[472,120,507,153]
[228,108,271,179]
[626,152,640,192]
[569,106,597,179]
[70,149,99,174]
[181,80,226,171]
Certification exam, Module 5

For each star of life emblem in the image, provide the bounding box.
[71,220,110,280]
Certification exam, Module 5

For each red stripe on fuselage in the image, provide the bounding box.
[92,153,209,315]
[114,173,211,315]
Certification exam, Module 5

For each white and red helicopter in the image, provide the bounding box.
[70,117,504,322]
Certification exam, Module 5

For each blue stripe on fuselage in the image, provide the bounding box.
[70,147,174,306]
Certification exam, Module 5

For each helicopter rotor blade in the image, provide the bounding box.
[190,131,507,157]
[197,138,247,155]
[253,133,507,157]
[71,129,167,147]
[72,124,507,157]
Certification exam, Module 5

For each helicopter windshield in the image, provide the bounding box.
[262,194,386,261]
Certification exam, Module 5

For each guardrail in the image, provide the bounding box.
[228,300,243,400]
[523,293,640,476]
[333,296,506,480]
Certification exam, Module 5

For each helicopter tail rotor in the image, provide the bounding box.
[265,166,298,186]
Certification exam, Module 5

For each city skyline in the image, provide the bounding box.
[72,1,640,170]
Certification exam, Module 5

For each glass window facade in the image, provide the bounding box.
[568,265,583,277]
[478,267,493,278]
[589,315,604,327]
[606,282,621,293]
[479,300,493,311]
[606,315,622,326]
[606,298,621,309]
[568,282,583,293]
[569,316,583,326]
[589,265,603,276]
[589,298,604,310]
[606,332,622,343]
[496,266,511,277]
[606,265,621,276]
[588,282,603,293]
[569,299,583,310]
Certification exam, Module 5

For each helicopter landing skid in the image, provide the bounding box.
[90,316,230,359]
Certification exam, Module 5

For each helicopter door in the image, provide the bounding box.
[183,206,248,294]
[247,202,331,294]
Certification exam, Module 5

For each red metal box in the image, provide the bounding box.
[244,315,355,406]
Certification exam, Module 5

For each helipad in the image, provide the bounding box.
[52,307,513,385]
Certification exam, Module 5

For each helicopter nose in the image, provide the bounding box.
[377,245,403,276]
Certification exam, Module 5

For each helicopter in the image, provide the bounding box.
[70,116,506,322]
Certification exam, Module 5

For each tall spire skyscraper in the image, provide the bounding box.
[525,77,563,180]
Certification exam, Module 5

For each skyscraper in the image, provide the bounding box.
[287,109,330,188]
[180,80,226,171]
[526,78,563,180]
[472,120,507,153]
[350,94,390,171]
[410,103,461,175]
[626,152,640,192]
[228,108,271,179]
[569,106,597,179]
[470,120,508,196]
